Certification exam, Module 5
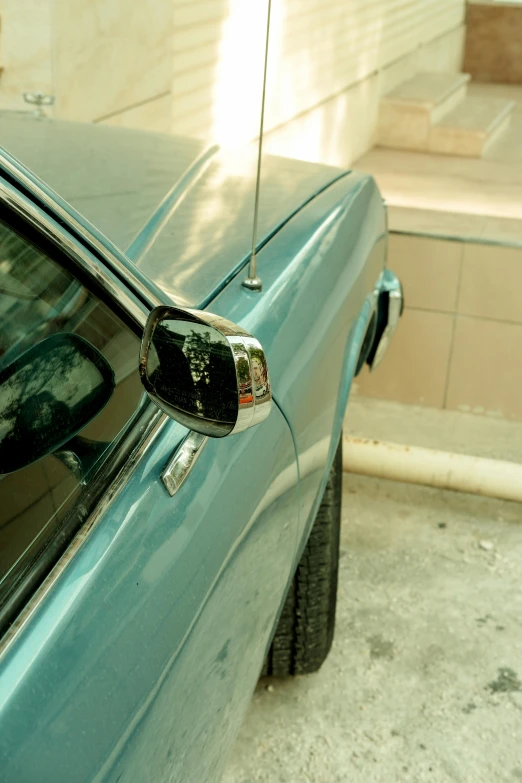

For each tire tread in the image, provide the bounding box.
[265,437,342,677]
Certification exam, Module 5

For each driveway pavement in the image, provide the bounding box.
[223,473,522,783]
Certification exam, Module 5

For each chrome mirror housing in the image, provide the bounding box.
[139,306,271,437]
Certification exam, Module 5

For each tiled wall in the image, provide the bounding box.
[52,0,173,124]
[464,2,522,85]
[264,24,466,168]
[0,0,466,168]
[356,233,522,421]
[0,0,54,112]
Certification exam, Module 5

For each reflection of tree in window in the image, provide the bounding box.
[0,342,107,471]
[0,217,145,598]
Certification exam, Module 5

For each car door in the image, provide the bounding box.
[0,182,299,782]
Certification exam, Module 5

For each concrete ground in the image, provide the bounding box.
[223,471,522,783]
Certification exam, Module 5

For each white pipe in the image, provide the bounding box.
[343,436,522,503]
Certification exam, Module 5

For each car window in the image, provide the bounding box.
[0,217,145,609]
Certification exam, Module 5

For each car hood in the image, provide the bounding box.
[0,113,345,308]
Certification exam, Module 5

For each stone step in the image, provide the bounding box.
[378,72,471,152]
[429,96,515,157]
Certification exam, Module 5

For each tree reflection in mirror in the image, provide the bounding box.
[250,348,269,400]
[0,334,115,474]
[147,319,238,430]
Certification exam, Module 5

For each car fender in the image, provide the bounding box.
[208,171,387,551]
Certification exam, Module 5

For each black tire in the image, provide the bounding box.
[263,436,342,677]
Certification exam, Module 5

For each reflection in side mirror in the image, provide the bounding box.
[139,306,271,437]
[0,334,115,474]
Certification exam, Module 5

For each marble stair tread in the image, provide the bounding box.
[431,96,515,132]
[378,72,472,152]
[429,96,515,157]
[383,72,471,110]
[359,83,522,237]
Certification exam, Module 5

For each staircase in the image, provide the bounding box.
[378,72,515,158]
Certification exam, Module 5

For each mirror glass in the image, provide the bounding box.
[0,333,115,473]
[146,318,238,436]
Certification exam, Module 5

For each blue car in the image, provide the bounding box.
[0,112,402,782]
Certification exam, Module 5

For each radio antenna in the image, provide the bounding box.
[242,0,272,292]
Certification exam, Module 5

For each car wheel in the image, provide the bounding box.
[263,435,342,676]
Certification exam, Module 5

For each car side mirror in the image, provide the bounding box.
[139,306,271,437]
[0,333,115,473]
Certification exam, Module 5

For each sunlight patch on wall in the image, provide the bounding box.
[211,0,268,147]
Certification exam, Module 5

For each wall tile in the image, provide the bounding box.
[446,316,522,420]
[0,0,53,112]
[464,3,522,84]
[263,0,465,133]
[0,0,467,163]
[388,234,462,312]
[100,94,172,134]
[52,0,173,122]
[379,50,419,97]
[191,0,267,146]
[263,73,380,168]
[417,23,465,74]
[458,242,522,324]
[356,309,454,408]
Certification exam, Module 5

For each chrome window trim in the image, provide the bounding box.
[0,151,167,312]
[0,156,272,654]
[0,408,169,662]
[0,177,149,330]
[0,176,173,655]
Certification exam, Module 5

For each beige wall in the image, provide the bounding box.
[264,23,466,167]
[0,0,54,112]
[52,0,173,124]
[464,0,522,85]
[0,0,466,166]
[357,234,522,422]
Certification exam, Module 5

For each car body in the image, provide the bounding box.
[0,112,401,782]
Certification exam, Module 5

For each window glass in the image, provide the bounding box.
[0,218,145,599]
